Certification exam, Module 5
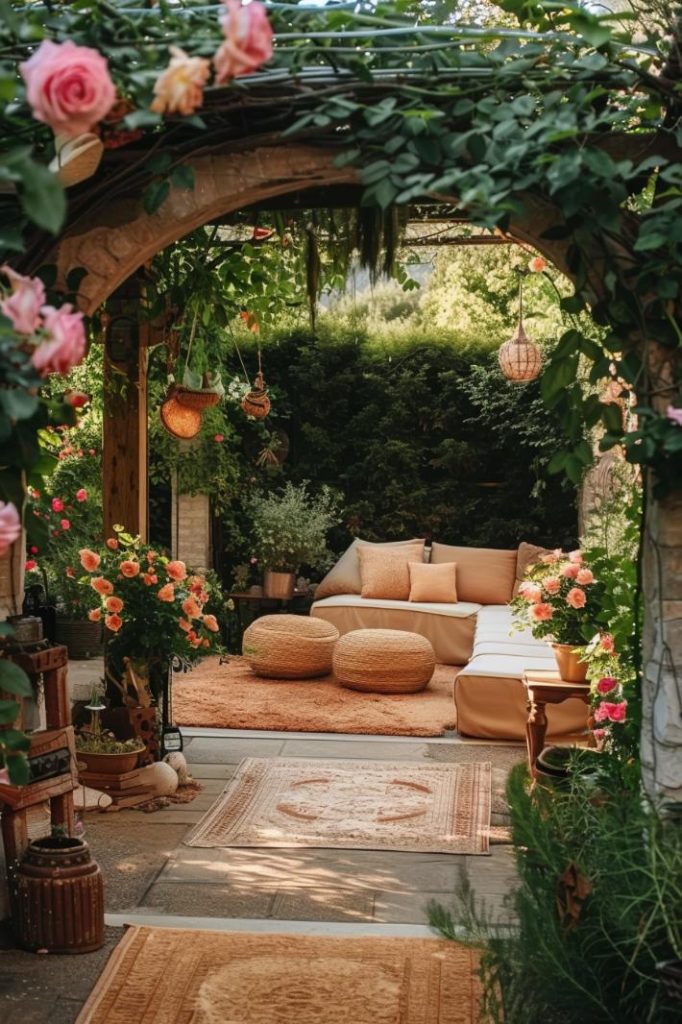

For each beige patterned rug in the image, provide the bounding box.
[77,926,481,1024]
[186,757,492,855]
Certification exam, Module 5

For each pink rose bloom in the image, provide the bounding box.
[667,405,682,427]
[25,558,37,571]
[568,550,583,564]
[51,497,64,513]
[530,602,553,621]
[214,0,274,83]
[561,562,580,579]
[595,700,627,723]
[20,39,116,137]
[543,576,561,595]
[576,568,594,585]
[0,501,21,556]
[60,518,70,530]
[76,488,87,502]
[566,587,586,609]
[592,728,606,742]
[597,677,618,695]
[32,304,86,377]
[601,634,615,654]
[518,581,542,603]
[0,265,45,335]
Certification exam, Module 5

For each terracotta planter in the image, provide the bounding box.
[13,836,104,953]
[54,617,104,660]
[263,570,296,600]
[76,746,142,775]
[551,642,588,683]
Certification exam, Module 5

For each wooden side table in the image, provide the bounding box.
[523,670,591,779]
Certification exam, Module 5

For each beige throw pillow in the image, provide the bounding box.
[513,541,553,596]
[357,542,426,600]
[408,561,457,603]
[315,537,426,599]
[430,542,517,605]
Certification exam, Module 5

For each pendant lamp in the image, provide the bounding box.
[498,274,542,382]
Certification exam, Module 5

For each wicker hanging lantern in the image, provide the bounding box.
[498,275,542,383]
[160,387,202,439]
[241,350,271,420]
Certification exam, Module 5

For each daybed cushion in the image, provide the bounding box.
[408,561,458,603]
[357,542,426,600]
[430,543,516,605]
[315,537,426,600]
[311,594,480,666]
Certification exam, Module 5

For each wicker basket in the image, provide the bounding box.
[333,628,436,694]
[243,614,339,679]
[174,386,221,410]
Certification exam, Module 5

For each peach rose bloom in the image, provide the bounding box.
[106,537,119,550]
[157,583,175,602]
[20,39,116,137]
[561,562,580,579]
[105,613,122,632]
[202,614,220,632]
[182,596,202,620]
[150,46,210,116]
[178,618,192,632]
[120,559,140,578]
[79,548,101,572]
[518,581,542,603]
[32,304,86,377]
[576,568,594,585]
[530,602,553,621]
[567,587,586,608]
[91,576,114,596]
[105,595,123,613]
[568,550,583,564]
[543,576,560,595]
[0,265,45,334]
[166,559,187,582]
[214,0,273,83]
[88,608,102,622]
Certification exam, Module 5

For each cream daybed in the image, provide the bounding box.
[310,539,587,742]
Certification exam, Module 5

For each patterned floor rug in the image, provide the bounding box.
[186,756,492,855]
[76,926,481,1024]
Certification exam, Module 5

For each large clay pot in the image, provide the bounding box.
[76,746,143,774]
[263,570,296,599]
[551,642,588,683]
[13,836,104,953]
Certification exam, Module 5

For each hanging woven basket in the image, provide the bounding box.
[159,386,203,439]
[498,321,542,382]
[174,369,224,411]
[241,370,271,420]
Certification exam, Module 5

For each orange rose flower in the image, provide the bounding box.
[566,587,586,609]
[178,617,192,632]
[91,576,114,596]
[202,613,219,632]
[106,537,119,550]
[143,573,158,586]
[105,613,122,632]
[88,608,102,622]
[105,595,123,613]
[157,583,175,602]
[182,595,201,619]
[79,548,101,572]
[120,559,140,578]
[166,559,187,582]
[530,602,553,621]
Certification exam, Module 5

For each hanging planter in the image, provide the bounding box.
[159,309,223,437]
[175,367,224,411]
[241,351,271,420]
[498,273,542,382]
[160,386,203,439]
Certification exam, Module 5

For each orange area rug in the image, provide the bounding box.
[173,656,458,736]
[77,925,481,1024]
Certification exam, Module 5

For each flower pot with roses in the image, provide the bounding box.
[512,548,605,682]
[77,526,222,707]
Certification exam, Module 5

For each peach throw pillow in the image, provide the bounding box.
[315,537,426,599]
[408,561,457,603]
[357,542,425,600]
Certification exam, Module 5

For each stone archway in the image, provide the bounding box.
[47,139,680,803]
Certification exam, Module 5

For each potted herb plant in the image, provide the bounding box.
[248,482,340,599]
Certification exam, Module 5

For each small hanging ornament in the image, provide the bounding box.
[498,273,542,383]
[241,350,271,420]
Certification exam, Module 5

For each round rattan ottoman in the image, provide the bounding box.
[333,629,436,694]
[243,614,339,679]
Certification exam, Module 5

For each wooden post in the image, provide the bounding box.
[102,277,149,541]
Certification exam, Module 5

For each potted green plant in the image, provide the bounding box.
[248,482,340,599]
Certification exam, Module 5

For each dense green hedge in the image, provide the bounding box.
[203,325,579,584]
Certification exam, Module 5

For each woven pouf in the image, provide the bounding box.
[333,629,436,694]
[243,615,339,679]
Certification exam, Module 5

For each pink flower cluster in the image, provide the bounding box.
[517,548,596,625]
[594,699,627,724]
[1,266,86,377]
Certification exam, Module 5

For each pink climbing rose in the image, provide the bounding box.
[594,700,627,723]
[596,677,617,695]
[0,265,45,335]
[20,39,116,137]
[151,47,211,116]
[32,305,86,377]
[0,501,21,556]
[214,0,274,83]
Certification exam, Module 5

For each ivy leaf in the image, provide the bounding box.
[19,162,66,234]
[0,661,32,697]
[170,164,194,191]
[4,753,30,785]
[143,178,171,215]
[0,388,39,421]
[0,699,19,725]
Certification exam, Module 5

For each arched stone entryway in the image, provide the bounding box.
[44,140,680,805]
